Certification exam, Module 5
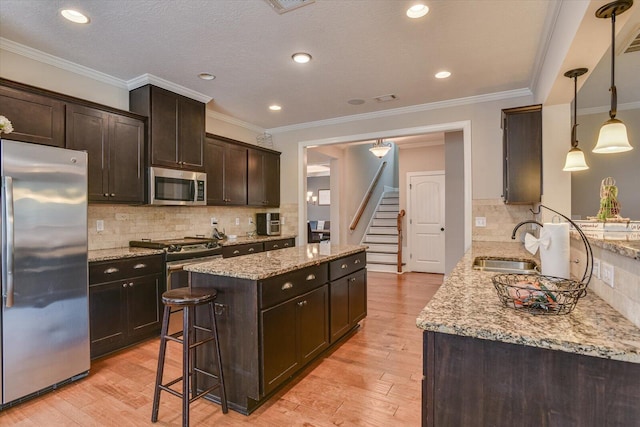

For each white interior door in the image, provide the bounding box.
[408,172,445,273]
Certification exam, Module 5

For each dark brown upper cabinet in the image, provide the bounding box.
[204,135,247,205]
[248,147,280,207]
[501,104,542,204]
[129,85,205,171]
[0,81,65,147]
[66,104,145,204]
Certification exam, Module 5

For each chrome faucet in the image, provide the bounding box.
[511,220,543,240]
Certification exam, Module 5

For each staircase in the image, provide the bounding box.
[361,190,401,273]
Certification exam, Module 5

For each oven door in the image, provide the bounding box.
[165,255,221,290]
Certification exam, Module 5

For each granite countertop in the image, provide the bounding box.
[416,241,640,364]
[583,235,640,260]
[186,243,366,280]
[88,247,164,262]
[219,234,297,246]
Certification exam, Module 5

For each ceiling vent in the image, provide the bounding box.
[622,26,640,53]
[264,0,315,14]
[374,94,398,103]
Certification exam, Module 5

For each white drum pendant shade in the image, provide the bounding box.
[593,118,633,153]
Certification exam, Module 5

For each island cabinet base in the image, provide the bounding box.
[422,331,640,427]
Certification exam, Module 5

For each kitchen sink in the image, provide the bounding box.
[472,257,538,274]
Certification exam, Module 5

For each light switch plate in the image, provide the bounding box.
[210,217,217,226]
[592,258,601,279]
[96,220,104,232]
[235,217,240,225]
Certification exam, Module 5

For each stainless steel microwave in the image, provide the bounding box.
[149,167,206,206]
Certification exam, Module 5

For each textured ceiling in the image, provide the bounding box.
[1,0,634,130]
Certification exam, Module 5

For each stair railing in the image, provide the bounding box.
[397,209,405,273]
[349,161,387,231]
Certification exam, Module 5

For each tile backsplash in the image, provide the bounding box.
[88,203,298,250]
[472,199,536,242]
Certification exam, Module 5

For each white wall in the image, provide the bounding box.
[398,143,445,217]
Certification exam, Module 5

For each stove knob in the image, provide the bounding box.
[167,244,177,252]
[175,245,182,252]
[206,242,216,249]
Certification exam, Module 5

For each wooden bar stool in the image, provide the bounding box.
[151,287,228,426]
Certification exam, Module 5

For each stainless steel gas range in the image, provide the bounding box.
[129,237,222,290]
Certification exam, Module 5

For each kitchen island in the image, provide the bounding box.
[186,243,367,414]
[417,241,640,427]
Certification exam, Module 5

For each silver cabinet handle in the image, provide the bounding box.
[306,274,316,281]
[248,247,255,252]
[2,176,15,307]
[133,263,147,269]
[103,193,109,197]
[129,282,134,287]
[110,193,115,197]
[354,259,361,264]
[104,267,119,274]
[281,282,293,290]
[297,300,308,307]
[273,244,279,248]
[284,243,290,247]
[122,283,127,288]
[341,263,348,269]
[233,250,240,254]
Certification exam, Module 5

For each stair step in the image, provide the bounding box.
[368,226,397,235]
[366,243,398,253]
[367,252,398,263]
[383,191,399,198]
[364,235,398,244]
[366,263,400,273]
[381,197,399,205]
[372,218,396,227]
[378,205,399,212]
[375,212,397,219]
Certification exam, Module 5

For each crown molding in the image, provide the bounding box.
[206,110,264,133]
[267,88,532,134]
[578,101,640,116]
[0,37,128,88]
[126,73,212,103]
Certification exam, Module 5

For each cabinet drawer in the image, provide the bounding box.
[222,242,264,258]
[329,251,366,281]
[263,238,295,251]
[90,255,163,284]
[260,264,328,309]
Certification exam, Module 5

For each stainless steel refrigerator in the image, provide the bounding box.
[1,139,90,408]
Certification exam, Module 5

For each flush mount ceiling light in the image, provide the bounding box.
[269,105,282,111]
[198,73,215,81]
[61,9,90,24]
[435,71,451,79]
[369,139,392,158]
[407,4,429,18]
[292,52,312,64]
[563,68,590,172]
[593,0,634,154]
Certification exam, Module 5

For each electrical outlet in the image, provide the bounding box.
[475,217,486,227]
[249,218,254,224]
[96,220,104,232]
[592,258,601,279]
[601,262,614,287]
[235,217,240,226]
[281,216,285,225]
[210,217,218,226]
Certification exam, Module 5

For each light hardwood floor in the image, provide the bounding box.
[1,271,442,426]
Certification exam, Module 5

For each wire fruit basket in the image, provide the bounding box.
[492,205,593,315]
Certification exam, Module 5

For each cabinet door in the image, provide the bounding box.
[261,299,298,395]
[205,137,225,204]
[150,87,179,167]
[126,274,162,339]
[298,285,329,364]
[108,114,145,203]
[66,104,109,201]
[89,281,127,358]
[247,149,265,206]
[178,97,205,170]
[0,85,65,147]
[263,152,280,207]
[330,277,350,343]
[348,269,367,324]
[225,143,248,205]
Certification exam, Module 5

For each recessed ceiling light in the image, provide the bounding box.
[407,4,429,19]
[198,73,215,80]
[61,9,90,24]
[269,105,282,111]
[292,52,312,64]
[435,71,451,79]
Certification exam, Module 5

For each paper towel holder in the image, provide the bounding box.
[530,204,593,286]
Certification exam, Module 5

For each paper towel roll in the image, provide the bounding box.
[539,223,570,278]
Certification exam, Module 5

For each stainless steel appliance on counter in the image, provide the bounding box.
[1,139,89,409]
[129,237,222,291]
[149,166,206,206]
[256,212,280,236]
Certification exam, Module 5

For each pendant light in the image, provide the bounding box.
[563,68,590,171]
[369,139,392,158]
[593,0,634,154]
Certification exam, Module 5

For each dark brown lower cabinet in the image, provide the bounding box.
[262,285,328,395]
[330,269,367,343]
[89,255,163,358]
[422,331,640,427]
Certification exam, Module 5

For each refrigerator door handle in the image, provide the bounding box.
[2,175,15,307]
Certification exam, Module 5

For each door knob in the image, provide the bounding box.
[441,227,445,231]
